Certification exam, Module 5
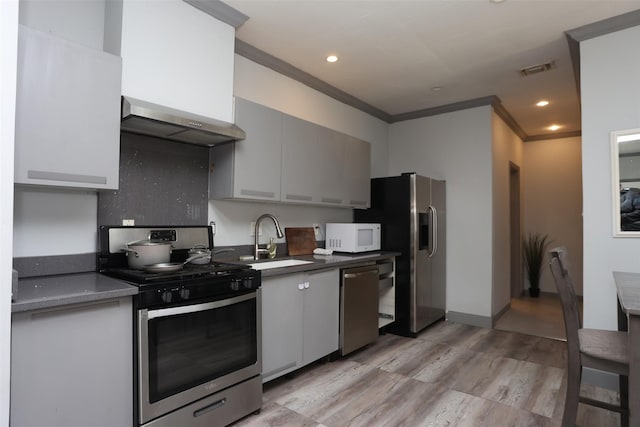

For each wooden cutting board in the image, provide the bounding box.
[285,227,317,256]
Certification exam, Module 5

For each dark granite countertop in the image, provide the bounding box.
[227,251,400,278]
[11,252,398,312]
[12,272,138,313]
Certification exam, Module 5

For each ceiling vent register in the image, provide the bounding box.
[519,61,556,77]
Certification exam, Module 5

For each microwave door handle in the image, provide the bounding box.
[428,205,437,258]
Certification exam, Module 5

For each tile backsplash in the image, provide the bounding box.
[98,132,210,226]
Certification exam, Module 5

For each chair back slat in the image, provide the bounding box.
[549,247,581,353]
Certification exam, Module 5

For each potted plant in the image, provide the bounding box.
[523,233,551,297]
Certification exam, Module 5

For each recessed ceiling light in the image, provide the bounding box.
[326,55,338,63]
[490,0,507,3]
[431,86,443,92]
[549,125,561,131]
[536,100,550,107]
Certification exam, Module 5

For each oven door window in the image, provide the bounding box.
[147,297,257,403]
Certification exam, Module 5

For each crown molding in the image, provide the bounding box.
[566,9,640,43]
[565,10,640,128]
[234,7,640,141]
[524,131,581,142]
[183,0,249,29]
[389,95,497,124]
[235,39,392,122]
[235,38,563,142]
[492,99,528,141]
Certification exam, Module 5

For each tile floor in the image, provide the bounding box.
[233,320,620,427]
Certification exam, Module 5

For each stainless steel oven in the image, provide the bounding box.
[138,291,261,426]
[98,225,263,427]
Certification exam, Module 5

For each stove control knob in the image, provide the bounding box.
[230,279,241,291]
[243,278,253,289]
[161,291,173,303]
[179,288,190,300]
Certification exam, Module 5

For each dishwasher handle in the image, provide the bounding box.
[343,269,378,279]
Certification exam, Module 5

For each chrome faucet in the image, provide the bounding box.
[254,213,284,260]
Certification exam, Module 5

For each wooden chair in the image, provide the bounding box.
[549,247,629,427]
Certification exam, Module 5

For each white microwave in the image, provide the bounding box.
[325,223,381,253]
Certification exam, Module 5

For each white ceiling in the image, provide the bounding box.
[225,0,640,139]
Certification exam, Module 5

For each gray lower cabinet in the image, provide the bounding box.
[10,297,133,427]
[261,269,339,382]
[14,25,122,190]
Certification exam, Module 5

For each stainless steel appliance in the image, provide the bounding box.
[340,265,379,355]
[354,172,446,337]
[98,225,261,427]
[121,96,246,147]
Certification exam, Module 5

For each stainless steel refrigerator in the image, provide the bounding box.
[354,172,446,337]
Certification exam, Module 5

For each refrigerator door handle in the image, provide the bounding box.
[428,204,438,258]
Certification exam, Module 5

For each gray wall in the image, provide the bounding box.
[581,24,640,330]
[523,136,583,295]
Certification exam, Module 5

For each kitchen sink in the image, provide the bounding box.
[249,259,314,270]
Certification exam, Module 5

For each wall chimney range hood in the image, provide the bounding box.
[121,96,245,146]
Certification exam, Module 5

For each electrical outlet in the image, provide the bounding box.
[249,222,263,236]
[312,223,321,240]
[122,219,135,226]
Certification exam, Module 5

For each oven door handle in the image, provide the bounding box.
[146,292,256,320]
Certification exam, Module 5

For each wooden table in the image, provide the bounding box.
[613,271,640,427]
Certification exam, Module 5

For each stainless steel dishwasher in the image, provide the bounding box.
[340,264,379,356]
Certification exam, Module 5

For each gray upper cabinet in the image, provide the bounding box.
[316,127,347,206]
[281,115,319,204]
[14,25,122,190]
[210,98,282,201]
[343,136,371,208]
[210,98,370,208]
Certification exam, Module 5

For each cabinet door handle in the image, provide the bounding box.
[28,170,107,185]
[285,193,313,202]
[240,189,276,199]
[344,270,378,279]
[193,398,227,417]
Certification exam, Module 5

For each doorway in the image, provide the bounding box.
[509,162,522,298]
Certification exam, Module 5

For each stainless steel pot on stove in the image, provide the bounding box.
[123,240,172,270]
[188,244,212,265]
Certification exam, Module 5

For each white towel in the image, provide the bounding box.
[313,248,334,255]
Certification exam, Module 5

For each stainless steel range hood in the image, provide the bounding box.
[121,96,245,146]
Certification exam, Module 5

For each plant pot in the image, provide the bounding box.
[528,287,540,298]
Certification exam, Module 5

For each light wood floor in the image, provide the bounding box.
[494,292,577,341]
[233,321,620,427]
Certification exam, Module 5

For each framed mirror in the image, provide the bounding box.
[611,128,640,236]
